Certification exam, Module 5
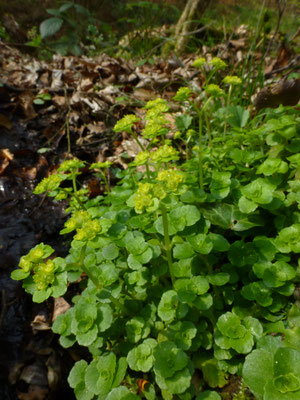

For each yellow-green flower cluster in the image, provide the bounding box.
[34,174,63,195]
[157,169,183,192]
[33,259,55,291]
[74,219,102,241]
[144,98,169,112]
[61,210,91,233]
[134,182,156,213]
[132,169,184,213]
[192,57,206,69]
[61,210,102,241]
[19,256,33,273]
[208,57,227,70]
[90,161,112,170]
[151,145,179,163]
[152,183,167,199]
[19,243,54,274]
[113,114,140,133]
[58,158,85,172]
[132,151,150,166]
[173,87,192,102]
[205,84,225,97]
[142,118,168,139]
[223,76,242,86]
[18,244,56,291]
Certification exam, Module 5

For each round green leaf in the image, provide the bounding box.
[187,234,213,255]
[242,349,274,399]
[127,338,157,372]
[207,273,230,286]
[153,341,189,378]
[173,243,195,259]
[68,360,88,388]
[85,353,116,396]
[217,312,245,339]
[102,243,119,260]
[11,269,30,280]
[238,196,258,213]
[196,390,221,399]
[208,233,230,252]
[97,303,113,332]
[241,178,276,204]
[40,17,63,38]
[158,290,178,322]
[106,386,140,400]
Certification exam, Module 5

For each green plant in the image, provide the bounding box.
[243,335,300,399]
[33,92,52,105]
[38,1,94,55]
[116,1,179,60]
[0,21,9,40]
[11,61,300,399]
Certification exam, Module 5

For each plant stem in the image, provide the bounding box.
[198,110,203,189]
[204,111,212,147]
[224,85,232,137]
[71,173,77,195]
[66,116,71,155]
[131,130,145,152]
[195,98,211,189]
[64,88,72,155]
[160,205,175,286]
[99,169,110,194]
[131,130,151,179]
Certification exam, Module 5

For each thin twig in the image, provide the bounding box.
[264,55,300,78]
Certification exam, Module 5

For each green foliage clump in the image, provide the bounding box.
[11,59,300,399]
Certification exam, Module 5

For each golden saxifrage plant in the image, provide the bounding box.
[12,59,300,399]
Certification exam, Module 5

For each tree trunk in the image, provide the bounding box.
[174,0,212,53]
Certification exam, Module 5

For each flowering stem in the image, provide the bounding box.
[198,110,204,189]
[160,205,175,286]
[71,173,84,209]
[206,70,216,85]
[99,169,110,194]
[224,85,232,137]
[64,88,72,155]
[131,130,145,152]
[195,98,212,189]
[204,111,212,147]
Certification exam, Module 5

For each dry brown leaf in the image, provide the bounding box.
[18,91,37,120]
[15,166,37,180]
[86,122,106,134]
[132,88,156,102]
[229,38,246,50]
[52,297,70,321]
[0,149,14,175]
[51,95,66,107]
[46,353,61,390]
[51,69,63,90]
[31,314,51,332]
[20,364,48,386]
[79,77,95,91]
